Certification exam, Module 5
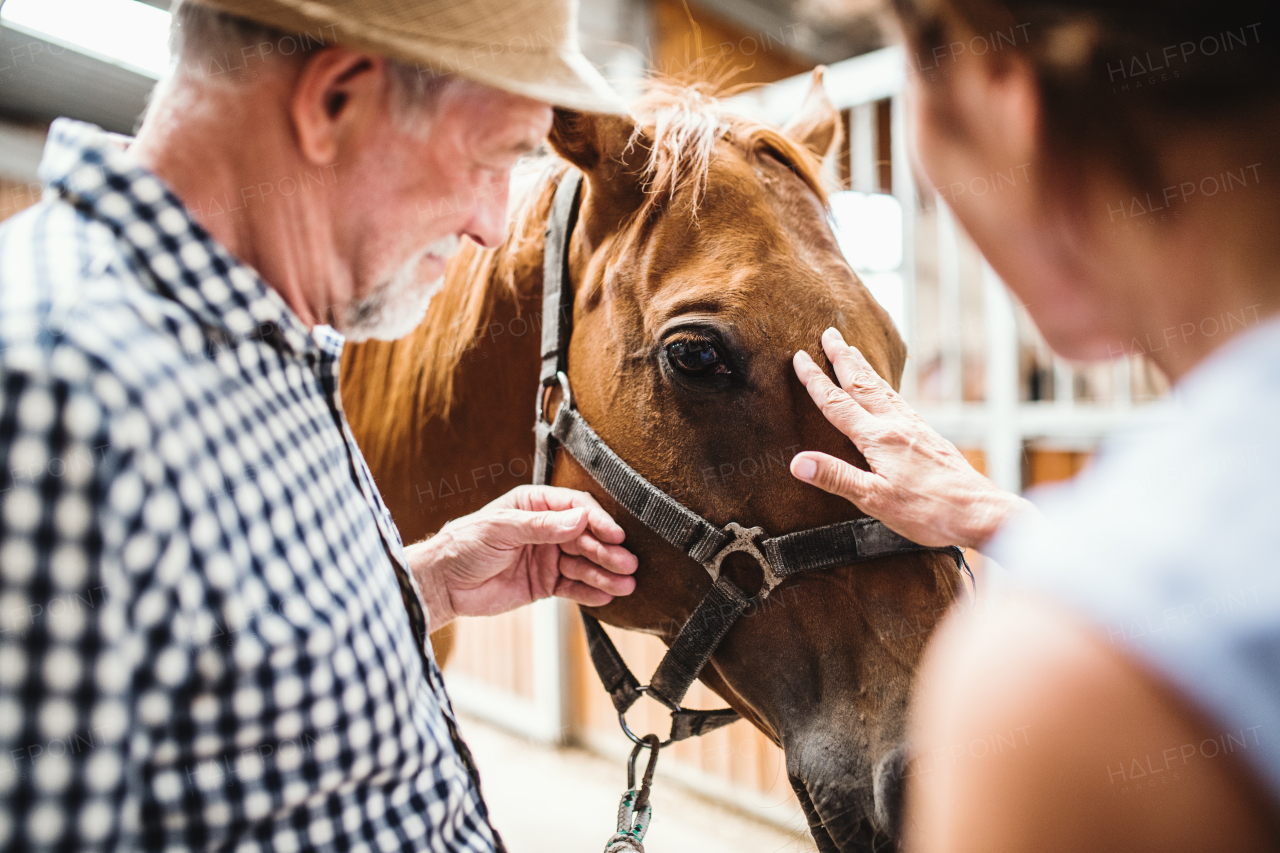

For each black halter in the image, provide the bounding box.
[533,169,971,746]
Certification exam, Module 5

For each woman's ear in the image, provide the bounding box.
[923,46,1040,173]
[978,53,1040,170]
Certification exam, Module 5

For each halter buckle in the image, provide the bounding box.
[537,370,574,425]
[704,522,784,599]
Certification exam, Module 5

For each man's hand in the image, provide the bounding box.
[407,485,639,629]
[791,327,1031,549]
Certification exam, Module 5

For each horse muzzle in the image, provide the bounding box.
[786,729,908,853]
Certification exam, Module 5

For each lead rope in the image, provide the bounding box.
[605,735,662,853]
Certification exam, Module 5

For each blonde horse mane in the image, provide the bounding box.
[341,78,829,460]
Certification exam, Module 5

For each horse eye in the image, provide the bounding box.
[666,337,730,377]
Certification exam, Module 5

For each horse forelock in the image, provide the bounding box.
[630,79,830,216]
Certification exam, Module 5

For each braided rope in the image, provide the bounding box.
[602,736,661,853]
[603,789,651,853]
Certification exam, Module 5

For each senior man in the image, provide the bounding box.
[0,0,638,850]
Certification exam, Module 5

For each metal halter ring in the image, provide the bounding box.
[619,687,677,748]
[536,370,574,425]
[703,522,785,600]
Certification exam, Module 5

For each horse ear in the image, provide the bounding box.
[548,108,645,184]
[783,67,841,162]
[548,107,649,228]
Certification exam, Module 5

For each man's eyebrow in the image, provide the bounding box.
[509,140,539,154]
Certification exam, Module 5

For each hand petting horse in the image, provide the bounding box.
[342,70,969,853]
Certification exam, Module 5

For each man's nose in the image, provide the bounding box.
[463,175,511,249]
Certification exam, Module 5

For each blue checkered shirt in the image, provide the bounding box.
[0,119,499,853]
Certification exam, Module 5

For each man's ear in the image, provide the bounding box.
[784,66,842,163]
[548,107,649,235]
[291,49,382,166]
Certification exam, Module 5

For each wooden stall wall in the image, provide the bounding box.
[447,610,536,703]
[650,0,808,86]
[0,176,42,222]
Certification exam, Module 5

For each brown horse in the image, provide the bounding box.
[341,72,964,853]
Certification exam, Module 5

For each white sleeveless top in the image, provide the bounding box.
[989,313,1280,804]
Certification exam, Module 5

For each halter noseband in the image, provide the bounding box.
[533,169,971,747]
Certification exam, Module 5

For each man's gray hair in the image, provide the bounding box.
[167,0,456,130]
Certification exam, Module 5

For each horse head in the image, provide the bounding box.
[541,74,965,852]
[341,71,967,853]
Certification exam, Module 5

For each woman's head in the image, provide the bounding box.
[888,0,1280,370]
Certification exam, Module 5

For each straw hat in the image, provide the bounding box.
[188,0,627,114]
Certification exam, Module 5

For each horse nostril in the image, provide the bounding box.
[719,550,765,598]
[873,743,909,838]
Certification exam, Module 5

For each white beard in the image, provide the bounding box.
[339,234,461,342]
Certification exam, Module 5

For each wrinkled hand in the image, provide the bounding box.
[790,328,1031,549]
[408,485,638,628]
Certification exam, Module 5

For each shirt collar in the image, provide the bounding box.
[39,118,316,357]
[310,323,346,359]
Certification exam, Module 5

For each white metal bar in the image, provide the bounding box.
[937,201,963,404]
[919,403,1142,445]
[820,46,906,110]
[1112,356,1132,407]
[850,103,877,194]
[730,46,905,123]
[1053,358,1074,407]
[892,93,919,401]
[555,598,578,743]
[529,596,567,744]
[982,262,1021,492]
